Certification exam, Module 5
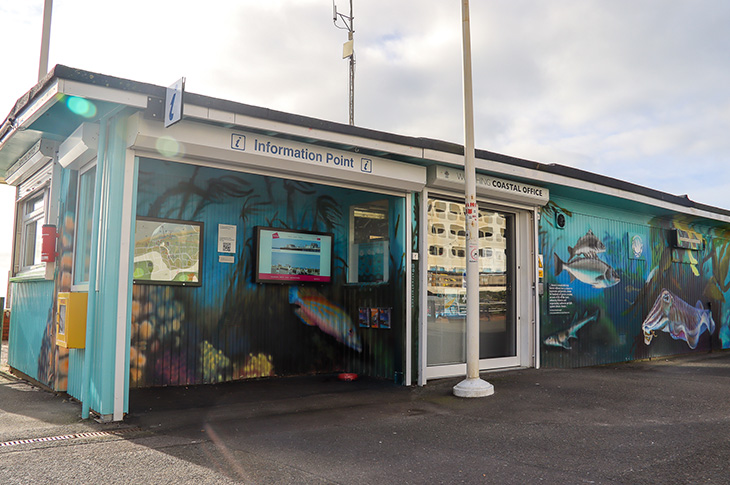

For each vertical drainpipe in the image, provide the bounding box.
[405,193,412,386]
[534,207,541,369]
[418,188,428,387]
[81,120,107,419]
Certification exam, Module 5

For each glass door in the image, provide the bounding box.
[426,198,516,369]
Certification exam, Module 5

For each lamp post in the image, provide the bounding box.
[38,0,53,80]
[333,0,355,125]
[453,0,494,398]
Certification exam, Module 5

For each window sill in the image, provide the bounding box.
[11,263,54,282]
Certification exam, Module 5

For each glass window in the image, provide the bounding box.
[426,198,516,366]
[74,166,96,286]
[349,199,389,283]
[19,193,46,269]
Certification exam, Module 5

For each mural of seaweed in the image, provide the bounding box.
[131,158,404,386]
[36,169,76,390]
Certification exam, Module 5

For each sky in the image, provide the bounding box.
[1,0,729,298]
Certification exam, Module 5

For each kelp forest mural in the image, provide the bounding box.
[540,199,730,368]
[34,168,76,391]
[130,158,406,387]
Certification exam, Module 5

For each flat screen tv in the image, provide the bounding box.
[255,226,333,284]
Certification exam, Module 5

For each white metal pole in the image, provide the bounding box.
[348,0,355,126]
[38,0,53,81]
[453,0,494,398]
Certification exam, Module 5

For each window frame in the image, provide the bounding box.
[16,189,48,274]
[71,160,97,291]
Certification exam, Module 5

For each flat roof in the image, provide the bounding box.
[2,64,729,223]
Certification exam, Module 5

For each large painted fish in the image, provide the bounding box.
[289,287,362,352]
[568,229,606,260]
[554,253,620,288]
[642,289,715,349]
[544,309,600,350]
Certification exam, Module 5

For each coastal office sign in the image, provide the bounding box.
[230,132,374,174]
[427,165,549,206]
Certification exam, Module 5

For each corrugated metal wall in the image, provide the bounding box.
[8,280,55,380]
[130,158,405,387]
[540,199,721,368]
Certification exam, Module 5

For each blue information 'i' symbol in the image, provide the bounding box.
[231,134,246,151]
[168,91,177,121]
[361,158,372,173]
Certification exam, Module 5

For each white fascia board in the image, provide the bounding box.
[182,104,207,119]
[62,80,148,108]
[208,108,235,125]
[0,80,61,150]
[127,113,426,193]
[422,148,464,166]
[495,161,730,223]
[181,111,426,161]
[5,139,58,186]
[430,150,730,223]
[231,113,426,160]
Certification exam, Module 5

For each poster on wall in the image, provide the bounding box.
[218,224,237,253]
[628,233,647,260]
[133,217,203,286]
[378,308,392,329]
[359,308,370,328]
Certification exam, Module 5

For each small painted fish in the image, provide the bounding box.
[289,287,362,352]
[554,253,620,288]
[642,289,715,349]
[568,229,606,260]
[544,309,600,349]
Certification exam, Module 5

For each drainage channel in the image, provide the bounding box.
[0,428,142,448]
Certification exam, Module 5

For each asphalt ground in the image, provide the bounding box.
[2,341,730,484]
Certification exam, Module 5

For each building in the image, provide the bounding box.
[1,66,728,421]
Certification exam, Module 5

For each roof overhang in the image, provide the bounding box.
[1,65,729,227]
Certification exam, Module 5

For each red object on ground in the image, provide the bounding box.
[338,373,358,381]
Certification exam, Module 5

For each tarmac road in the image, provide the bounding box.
[2,343,730,484]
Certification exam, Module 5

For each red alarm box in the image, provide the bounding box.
[41,224,57,263]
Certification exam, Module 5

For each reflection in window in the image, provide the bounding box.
[429,245,444,256]
[451,247,465,258]
[349,199,390,283]
[74,166,96,286]
[427,198,515,365]
[20,193,46,269]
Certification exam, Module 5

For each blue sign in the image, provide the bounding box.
[165,77,185,128]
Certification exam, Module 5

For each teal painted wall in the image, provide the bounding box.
[83,115,131,415]
[8,280,55,380]
[540,196,728,367]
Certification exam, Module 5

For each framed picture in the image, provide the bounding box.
[133,217,203,286]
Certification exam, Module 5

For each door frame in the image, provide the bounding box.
[419,189,538,384]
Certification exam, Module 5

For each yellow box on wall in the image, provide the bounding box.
[56,292,88,348]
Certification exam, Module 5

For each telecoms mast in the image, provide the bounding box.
[333,1,355,126]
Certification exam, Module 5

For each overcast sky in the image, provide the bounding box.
[1,0,729,297]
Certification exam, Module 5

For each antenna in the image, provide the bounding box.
[332,1,355,126]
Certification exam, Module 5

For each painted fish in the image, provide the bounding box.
[544,309,600,349]
[554,253,620,288]
[568,229,606,260]
[642,289,715,349]
[289,287,362,352]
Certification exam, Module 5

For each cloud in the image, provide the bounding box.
[1,0,730,213]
